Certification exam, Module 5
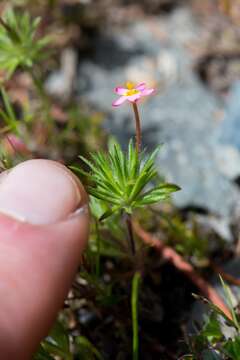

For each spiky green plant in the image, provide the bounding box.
[0,7,50,77]
[72,139,180,221]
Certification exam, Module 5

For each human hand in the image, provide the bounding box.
[0,159,89,359]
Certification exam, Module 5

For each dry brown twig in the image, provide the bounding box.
[133,221,232,320]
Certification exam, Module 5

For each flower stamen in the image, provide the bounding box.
[124,88,140,96]
[126,81,135,90]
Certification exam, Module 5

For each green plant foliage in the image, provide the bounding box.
[160,213,209,262]
[0,86,19,133]
[223,337,240,359]
[75,336,104,360]
[0,7,50,77]
[34,346,55,360]
[34,321,104,360]
[219,276,240,332]
[201,313,223,343]
[34,321,72,360]
[189,278,240,359]
[72,139,180,220]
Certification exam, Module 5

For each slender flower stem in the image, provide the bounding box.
[132,102,141,154]
[127,102,142,255]
[126,213,136,255]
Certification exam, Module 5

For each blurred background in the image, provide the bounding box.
[2,0,240,221]
[44,0,240,228]
[2,1,240,358]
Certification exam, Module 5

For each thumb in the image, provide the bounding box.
[0,159,89,359]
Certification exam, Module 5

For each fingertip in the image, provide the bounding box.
[0,159,88,225]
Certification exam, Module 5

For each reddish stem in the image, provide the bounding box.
[211,262,240,286]
[126,213,136,255]
[6,135,18,154]
[133,221,232,320]
[132,102,141,154]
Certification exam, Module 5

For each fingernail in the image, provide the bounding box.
[0,159,87,225]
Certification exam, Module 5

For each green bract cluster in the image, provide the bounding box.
[73,140,180,220]
[0,7,49,77]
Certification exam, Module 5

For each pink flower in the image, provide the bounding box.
[112,82,155,107]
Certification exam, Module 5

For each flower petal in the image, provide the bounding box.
[126,93,142,102]
[115,86,127,95]
[135,83,146,91]
[140,88,155,96]
[112,96,127,107]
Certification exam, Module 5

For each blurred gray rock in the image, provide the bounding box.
[217,81,240,153]
[45,47,78,102]
[76,7,240,219]
[194,214,234,244]
[78,307,98,326]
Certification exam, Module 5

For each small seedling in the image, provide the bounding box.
[0,7,50,77]
[74,81,180,255]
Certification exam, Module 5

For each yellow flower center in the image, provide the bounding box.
[126,81,134,89]
[124,81,140,96]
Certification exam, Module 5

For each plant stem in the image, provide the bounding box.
[131,272,141,360]
[126,213,136,255]
[132,102,141,154]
